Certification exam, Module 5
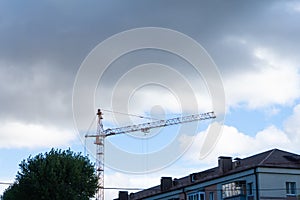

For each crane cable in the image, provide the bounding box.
[101,108,159,120]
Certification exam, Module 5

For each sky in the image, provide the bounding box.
[1,1,300,199]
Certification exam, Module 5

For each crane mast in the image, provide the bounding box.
[92,109,105,200]
[86,109,216,200]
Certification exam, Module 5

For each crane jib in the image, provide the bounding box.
[104,111,216,137]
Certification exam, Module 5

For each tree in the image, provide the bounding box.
[2,149,98,200]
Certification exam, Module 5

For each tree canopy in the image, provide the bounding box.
[2,149,98,200]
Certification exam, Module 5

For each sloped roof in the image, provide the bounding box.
[129,149,300,200]
[237,148,300,169]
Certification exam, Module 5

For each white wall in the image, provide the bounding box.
[258,168,300,198]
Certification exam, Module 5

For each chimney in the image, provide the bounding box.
[161,177,173,191]
[173,178,179,186]
[118,191,128,200]
[234,157,241,168]
[218,156,232,173]
[190,173,197,182]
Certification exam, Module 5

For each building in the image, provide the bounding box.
[114,149,300,200]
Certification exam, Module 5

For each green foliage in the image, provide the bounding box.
[2,149,98,200]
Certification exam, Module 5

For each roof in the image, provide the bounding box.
[236,148,300,169]
[129,149,300,200]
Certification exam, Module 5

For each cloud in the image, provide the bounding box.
[0,180,11,197]
[182,109,300,165]
[104,172,159,200]
[0,0,300,129]
[104,165,196,200]
[224,47,300,109]
[0,120,76,148]
[0,62,73,128]
[284,104,300,143]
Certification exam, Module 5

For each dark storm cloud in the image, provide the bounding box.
[0,0,299,127]
[1,1,297,69]
[0,1,110,65]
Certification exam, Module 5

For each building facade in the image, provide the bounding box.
[115,149,300,200]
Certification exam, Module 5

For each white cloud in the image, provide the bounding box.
[94,45,300,122]
[98,84,212,127]
[284,104,300,143]
[182,122,297,166]
[0,121,76,148]
[224,47,300,109]
[104,172,159,200]
[104,165,199,200]
[0,181,11,197]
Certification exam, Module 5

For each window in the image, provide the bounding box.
[286,182,296,195]
[247,183,253,196]
[222,181,246,198]
[188,192,205,200]
[209,192,214,200]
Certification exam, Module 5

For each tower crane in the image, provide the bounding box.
[85,109,216,200]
